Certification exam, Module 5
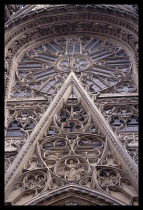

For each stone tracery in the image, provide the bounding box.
[5,96,138,205]
[5,4,138,206]
[100,104,138,165]
[10,36,135,100]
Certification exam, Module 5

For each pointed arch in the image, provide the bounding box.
[22,185,127,206]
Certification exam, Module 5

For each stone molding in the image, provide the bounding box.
[24,184,126,206]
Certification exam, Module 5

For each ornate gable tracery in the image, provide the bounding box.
[5,4,138,206]
[5,77,138,205]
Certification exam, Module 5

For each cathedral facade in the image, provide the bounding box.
[4,4,138,206]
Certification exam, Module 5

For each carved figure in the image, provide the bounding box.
[66,159,80,181]
[26,177,36,189]
[37,176,45,188]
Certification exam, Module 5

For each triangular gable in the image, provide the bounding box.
[5,72,138,205]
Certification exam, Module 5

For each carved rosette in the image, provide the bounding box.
[5,36,137,100]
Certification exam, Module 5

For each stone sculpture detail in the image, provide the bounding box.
[5,97,138,205]
[5,4,138,205]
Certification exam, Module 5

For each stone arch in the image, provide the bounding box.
[23,185,126,206]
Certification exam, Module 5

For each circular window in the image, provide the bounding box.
[16,36,131,94]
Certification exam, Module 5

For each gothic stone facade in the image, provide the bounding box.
[4,4,138,206]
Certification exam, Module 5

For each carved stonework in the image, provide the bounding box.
[5,4,138,206]
[5,94,138,206]
[7,36,136,100]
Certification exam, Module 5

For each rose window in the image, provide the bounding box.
[15,36,132,96]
